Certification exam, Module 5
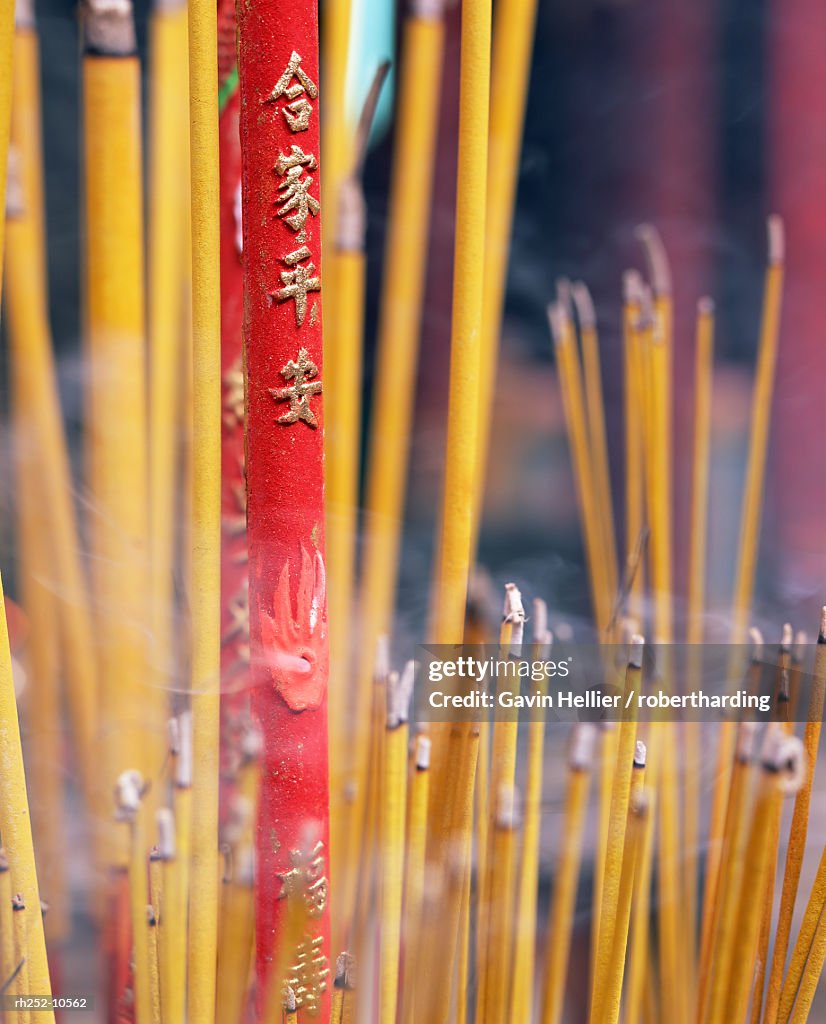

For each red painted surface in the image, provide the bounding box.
[236,0,330,1017]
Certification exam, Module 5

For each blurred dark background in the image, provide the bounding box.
[11,0,826,643]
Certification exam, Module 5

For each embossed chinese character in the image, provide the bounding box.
[277,167,320,241]
[272,255,321,327]
[285,934,329,1016]
[266,51,319,132]
[277,841,328,917]
[274,145,317,177]
[270,349,322,428]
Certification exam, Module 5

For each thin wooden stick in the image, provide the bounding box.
[400,733,431,1024]
[0,596,54,1020]
[724,726,804,1023]
[473,0,539,540]
[590,635,643,1017]
[540,723,597,1024]
[622,270,645,620]
[83,0,154,848]
[148,853,162,1024]
[573,281,618,604]
[763,610,826,1024]
[186,0,222,1007]
[509,601,552,1024]
[380,663,414,1024]
[6,13,68,940]
[549,297,610,631]
[598,742,647,1024]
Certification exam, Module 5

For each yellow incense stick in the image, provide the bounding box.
[167,715,192,1024]
[597,743,647,1024]
[83,2,156,851]
[0,594,54,1019]
[379,664,413,1024]
[2,12,95,828]
[473,0,539,540]
[11,896,30,1023]
[540,723,597,1024]
[480,784,519,1024]
[0,854,13,990]
[704,218,785,950]
[148,0,188,743]
[148,853,162,1024]
[186,0,221,1011]
[429,0,491,645]
[400,733,431,1024]
[786,907,826,1024]
[622,271,645,619]
[6,16,68,941]
[354,3,445,941]
[548,298,610,630]
[573,281,618,603]
[724,726,803,1023]
[590,636,643,1015]
[115,772,152,1024]
[509,603,551,1024]
[763,612,826,1024]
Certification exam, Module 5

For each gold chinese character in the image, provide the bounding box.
[285,934,329,1016]
[270,349,322,428]
[277,168,320,241]
[273,257,321,327]
[277,841,328,917]
[222,356,245,429]
[274,145,317,176]
[266,51,318,132]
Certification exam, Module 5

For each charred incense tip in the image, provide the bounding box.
[503,583,526,652]
[532,598,548,646]
[387,661,416,729]
[634,739,647,768]
[635,223,672,296]
[176,711,193,789]
[629,634,645,669]
[415,733,432,770]
[284,987,297,1013]
[762,726,806,794]
[0,849,8,872]
[637,284,655,329]
[571,281,597,329]
[495,784,519,830]
[793,631,808,664]
[11,894,25,912]
[767,215,785,266]
[334,952,356,990]
[374,635,391,683]
[749,627,764,661]
[569,722,597,771]
[146,904,157,927]
[781,623,793,653]
[167,716,181,756]
[547,301,568,348]
[736,721,758,762]
[819,606,826,644]
[82,0,137,56]
[156,808,176,861]
[623,269,643,306]
[697,296,715,317]
[115,770,145,818]
[335,177,366,252]
[15,0,34,31]
[411,0,446,17]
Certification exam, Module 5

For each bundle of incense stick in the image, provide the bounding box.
[5,0,826,1022]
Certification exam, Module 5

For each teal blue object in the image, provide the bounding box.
[344,0,396,148]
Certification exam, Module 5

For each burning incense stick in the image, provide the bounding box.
[185,0,223,1008]
[236,1,331,1013]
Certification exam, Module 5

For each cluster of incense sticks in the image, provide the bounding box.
[3,0,826,1022]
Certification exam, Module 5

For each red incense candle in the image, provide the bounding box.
[236,2,331,1018]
